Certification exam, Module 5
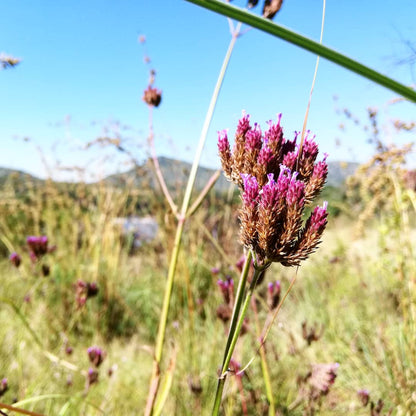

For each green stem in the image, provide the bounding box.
[145,23,242,416]
[222,250,252,363]
[212,263,265,416]
[185,0,416,103]
[251,296,275,415]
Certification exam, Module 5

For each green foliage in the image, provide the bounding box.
[0,163,415,414]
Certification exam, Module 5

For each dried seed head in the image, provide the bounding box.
[142,85,162,107]
[263,0,284,19]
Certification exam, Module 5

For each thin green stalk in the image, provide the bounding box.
[251,296,275,415]
[185,0,416,103]
[212,263,265,416]
[221,250,252,363]
[144,23,242,416]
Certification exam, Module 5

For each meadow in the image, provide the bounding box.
[1,2,416,414]
[0,136,415,415]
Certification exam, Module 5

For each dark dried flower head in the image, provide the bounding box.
[76,280,99,307]
[87,282,99,298]
[302,321,324,345]
[216,303,232,323]
[267,281,281,310]
[42,264,50,277]
[357,389,370,407]
[9,252,21,267]
[87,346,105,367]
[263,0,284,19]
[87,368,99,387]
[0,378,8,397]
[309,363,339,396]
[218,112,328,268]
[143,85,162,107]
[27,235,49,261]
[217,277,234,305]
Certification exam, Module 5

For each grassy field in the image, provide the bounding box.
[0,162,415,416]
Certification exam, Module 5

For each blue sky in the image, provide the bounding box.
[1,0,415,181]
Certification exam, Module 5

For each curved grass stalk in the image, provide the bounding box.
[250,296,275,415]
[144,22,242,416]
[298,0,326,155]
[185,0,416,103]
[1,298,80,372]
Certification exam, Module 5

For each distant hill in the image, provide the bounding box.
[0,167,43,187]
[105,157,359,192]
[0,158,358,192]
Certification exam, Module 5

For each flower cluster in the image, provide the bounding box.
[9,252,21,267]
[75,280,99,308]
[26,235,55,262]
[142,85,162,107]
[88,346,105,367]
[218,113,328,267]
[86,346,105,388]
[267,281,281,310]
[0,378,7,397]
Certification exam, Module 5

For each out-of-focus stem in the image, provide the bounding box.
[251,296,275,415]
[212,256,266,416]
[187,169,221,218]
[145,22,242,416]
[147,105,178,216]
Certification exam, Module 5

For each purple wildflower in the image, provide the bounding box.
[9,252,21,267]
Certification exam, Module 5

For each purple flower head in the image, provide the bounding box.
[276,165,292,196]
[260,174,279,209]
[267,281,281,309]
[235,255,246,272]
[236,112,251,137]
[302,133,319,160]
[286,175,305,206]
[357,389,370,407]
[309,202,328,233]
[88,346,105,367]
[0,378,8,397]
[217,130,229,153]
[264,115,284,145]
[26,235,49,260]
[211,267,220,275]
[87,367,99,387]
[282,149,298,170]
[244,124,262,152]
[217,279,226,290]
[9,252,21,268]
[267,281,281,294]
[218,112,328,268]
[312,153,329,180]
[241,174,259,208]
[87,282,99,298]
[257,144,274,166]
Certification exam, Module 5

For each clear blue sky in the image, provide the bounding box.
[1,0,415,181]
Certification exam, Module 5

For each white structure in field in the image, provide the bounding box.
[113,216,158,248]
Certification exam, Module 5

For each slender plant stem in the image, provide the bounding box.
[222,250,252,364]
[185,0,416,102]
[147,105,178,216]
[298,0,326,155]
[144,23,242,416]
[251,296,275,415]
[212,262,265,416]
